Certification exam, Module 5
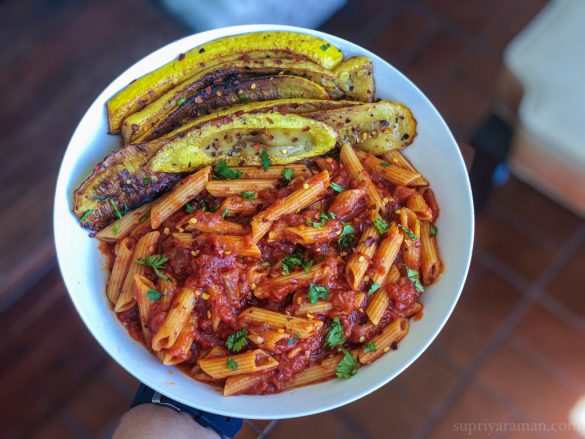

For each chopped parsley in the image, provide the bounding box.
[307,283,329,304]
[240,191,256,199]
[324,317,345,348]
[142,177,151,186]
[406,267,424,293]
[281,253,313,275]
[139,210,150,223]
[146,288,161,301]
[381,161,392,167]
[336,349,358,379]
[321,43,330,51]
[109,199,123,220]
[306,211,336,228]
[373,216,389,235]
[281,168,294,182]
[136,255,170,282]
[214,160,242,180]
[226,328,248,353]
[337,223,355,249]
[288,332,301,346]
[80,209,93,222]
[367,282,380,295]
[238,94,250,104]
[330,182,344,192]
[113,221,120,235]
[364,342,377,353]
[261,150,270,171]
[221,208,230,219]
[185,203,194,214]
[92,195,109,201]
[227,358,238,371]
[177,97,187,106]
[398,224,417,241]
[430,224,438,237]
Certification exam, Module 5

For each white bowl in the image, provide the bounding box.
[54,24,474,419]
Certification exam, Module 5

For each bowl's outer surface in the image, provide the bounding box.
[54,24,474,419]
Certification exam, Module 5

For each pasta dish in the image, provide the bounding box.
[72,31,443,396]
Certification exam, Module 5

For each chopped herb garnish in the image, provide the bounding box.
[136,255,170,282]
[185,203,194,214]
[240,191,256,199]
[307,283,329,304]
[330,182,344,192]
[281,253,313,275]
[324,317,345,348]
[281,168,294,182]
[306,211,336,228]
[398,224,417,241]
[109,199,123,220]
[238,94,250,104]
[364,342,377,353]
[226,328,248,353]
[142,177,151,186]
[321,43,330,51]
[381,161,392,167]
[261,150,270,171]
[367,282,380,295]
[146,288,161,301]
[113,220,120,235]
[430,224,438,237]
[139,210,150,223]
[80,209,93,222]
[406,267,424,293]
[373,216,389,235]
[227,358,238,371]
[288,332,301,346]
[92,195,109,201]
[336,349,358,379]
[177,97,187,106]
[337,223,355,249]
[214,160,242,180]
[221,208,230,219]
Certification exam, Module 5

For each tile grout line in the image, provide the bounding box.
[413,225,585,438]
[537,294,585,332]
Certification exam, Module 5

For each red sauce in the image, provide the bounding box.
[102,154,440,395]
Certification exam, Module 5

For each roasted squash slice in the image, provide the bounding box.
[148,113,338,173]
[122,74,329,143]
[306,101,416,153]
[107,32,343,132]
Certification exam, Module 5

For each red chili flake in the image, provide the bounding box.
[178,53,185,60]
[204,86,212,95]
[302,126,310,132]
[278,107,289,115]
[252,143,262,149]
[199,62,205,68]
[275,59,283,65]
[336,122,344,129]
[235,110,244,117]
[291,137,299,142]
[194,96,204,104]
[268,135,274,141]
[241,54,250,62]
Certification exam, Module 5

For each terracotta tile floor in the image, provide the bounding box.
[3,0,584,438]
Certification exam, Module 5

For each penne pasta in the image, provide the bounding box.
[329,188,366,219]
[151,167,210,229]
[219,196,264,216]
[214,235,262,258]
[283,220,342,245]
[248,328,291,351]
[232,164,311,180]
[152,286,197,352]
[198,349,279,379]
[106,237,135,304]
[96,203,151,242]
[382,150,429,186]
[162,315,198,365]
[115,231,160,312]
[340,143,382,210]
[250,170,330,242]
[172,232,194,247]
[224,373,266,397]
[407,193,433,221]
[254,261,333,300]
[295,301,333,317]
[205,179,278,197]
[182,212,248,235]
[357,149,423,187]
[238,307,323,338]
[287,354,343,389]
[345,224,380,290]
[133,274,156,341]
[366,223,404,325]
[358,318,409,364]
[399,208,421,271]
[420,221,443,285]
